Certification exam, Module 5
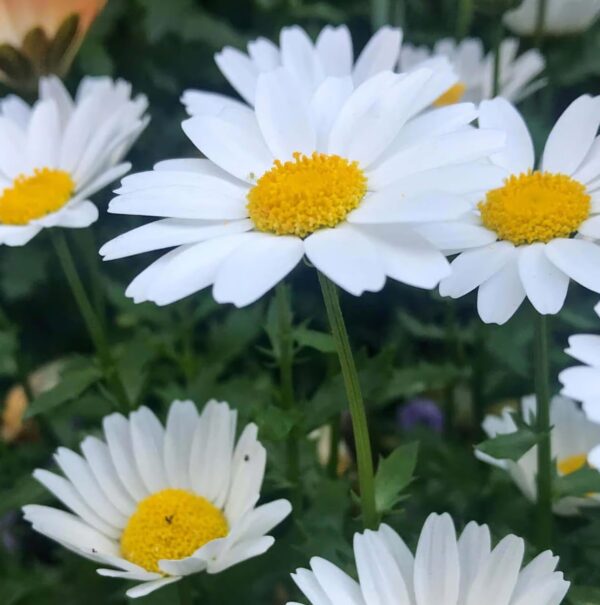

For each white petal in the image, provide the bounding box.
[414,222,497,251]
[164,400,199,490]
[458,523,491,603]
[181,89,249,117]
[26,99,61,169]
[207,536,275,574]
[479,98,534,174]
[292,567,336,605]
[310,557,364,604]
[566,334,600,367]
[129,407,168,493]
[53,201,99,228]
[353,26,402,85]
[248,37,280,70]
[518,243,569,315]
[542,95,600,175]
[578,214,600,239]
[304,224,386,295]
[125,577,181,599]
[0,225,42,247]
[0,116,27,178]
[477,256,526,324]
[213,233,303,307]
[214,47,257,105]
[280,26,323,99]
[545,238,600,294]
[316,25,353,77]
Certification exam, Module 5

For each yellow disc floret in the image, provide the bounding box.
[433,82,467,107]
[479,171,591,246]
[0,168,75,225]
[120,488,229,573]
[557,453,587,476]
[247,152,367,238]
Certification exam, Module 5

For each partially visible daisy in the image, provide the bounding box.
[23,400,291,598]
[182,25,457,116]
[288,513,569,605]
[559,302,600,422]
[438,95,600,324]
[477,395,600,515]
[505,0,600,36]
[101,68,505,307]
[400,38,545,106]
[0,75,148,246]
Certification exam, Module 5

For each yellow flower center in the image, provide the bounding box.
[478,171,591,246]
[247,152,367,238]
[120,488,229,573]
[557,453,588,476]
[0,168,75,225]
[433,82,467,107]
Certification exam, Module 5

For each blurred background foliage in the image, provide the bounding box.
[2,0,600,603]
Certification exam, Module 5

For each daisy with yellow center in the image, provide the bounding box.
[101,67,505,308]
[23,400,292,598]
[400,38,545,105]
[476,395,600,516]
[0,75,148,246]
[439,95,600,324]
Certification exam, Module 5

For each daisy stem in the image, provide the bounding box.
[275,283,301,510]
[50,230,131,413]
[534,0,548,48]
[456,0,474,39]
[371,0,392,29]
[492,20,504,97]
[534,312,553,550]
[317,273,377,530]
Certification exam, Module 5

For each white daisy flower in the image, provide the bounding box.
[100,68,505,308]
[399,38,545,106]
[22,400,291,598]
[0,75,148,246]
[477,395,600,516]
[439,95,600,324]
[559,302,600,422]
[505,0,600,35]
[182,25,457,116]
[288,513,569,605]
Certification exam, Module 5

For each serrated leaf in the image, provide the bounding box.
[25,361,102,418]
[374,442,419,513]
[476,427,544,461]
[294,327,336,353]
[555,467,600,498]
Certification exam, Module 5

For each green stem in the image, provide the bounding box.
[50,230,131,412]
[275,283,301,510]
[492,20,503,97]
[534,313,553,550]
[456,0,474,39]
[177,579,193,605]
[534,0,548,48]
[371,0,391,30]
[317,273,377,529]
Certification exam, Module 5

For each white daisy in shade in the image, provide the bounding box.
[399,38,545,106]
[22,400,291,598]
[287,513,569,605]
[100,68,505,308]
[0,75,148,246]
[439,95,600,324]
[505,0,600,35]
[476,395,600,516]
[182,25,457,117]
[559,302,600,422]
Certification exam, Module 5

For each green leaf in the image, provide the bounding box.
[294,327,336,353]
[0,474,50,516]
[374,442,419,513]
[25,360,102,418]
[555,467,600,498]
[476,426,543,462]
[254,406,296,442]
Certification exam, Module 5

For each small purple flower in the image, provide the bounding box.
[398,398,444,433]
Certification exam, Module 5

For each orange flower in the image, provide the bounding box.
[0,0,107,90]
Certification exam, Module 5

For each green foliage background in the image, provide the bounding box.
[1,0,600,603]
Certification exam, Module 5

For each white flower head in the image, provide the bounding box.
[477,395,600,515]
[288,513,569,605]
[560,301,600,422]
[439,95,600,324]
[182,25,457,114]
[101,67,505,308]
[400,38,545,105]
[0,75,148,246]
[505,0,600,35]
[23,400,291,598]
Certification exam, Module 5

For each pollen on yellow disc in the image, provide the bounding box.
[433,82,467,107]
[479,171,591,246]
[120,488,229,573]
[247,151,367,238]
[0,168,75,225]
[557,453,588,476]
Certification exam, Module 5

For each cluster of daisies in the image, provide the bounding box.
[3,13,600,603]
